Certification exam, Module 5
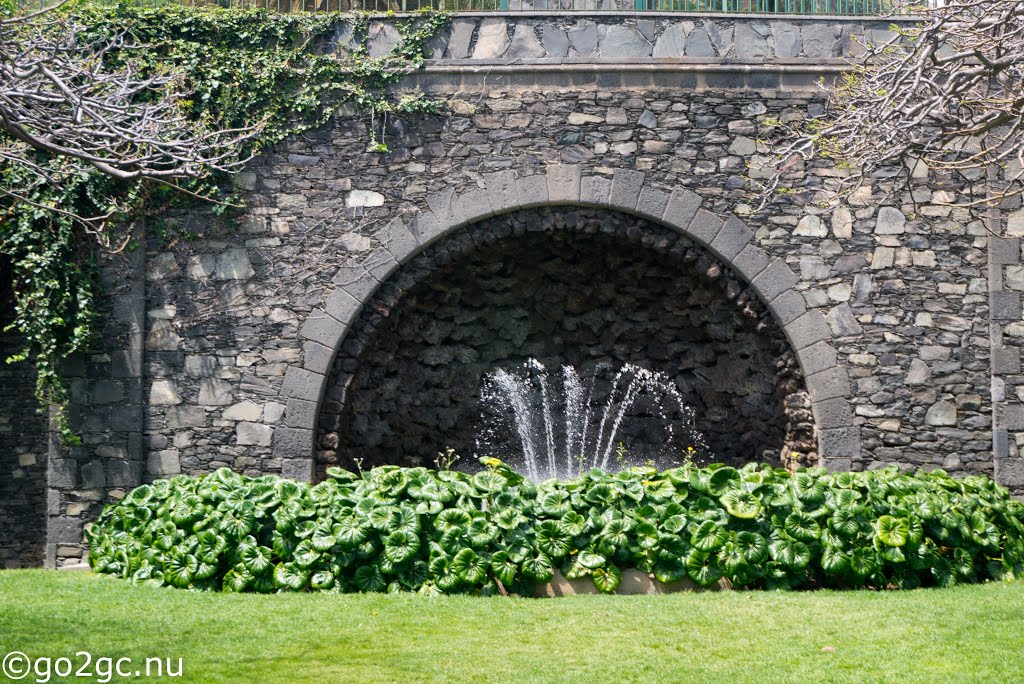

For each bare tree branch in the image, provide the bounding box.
[759,0,1024,210]
[0,5,264,189]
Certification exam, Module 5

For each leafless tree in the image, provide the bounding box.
[762,0,1024,208]
[0,3,262,225]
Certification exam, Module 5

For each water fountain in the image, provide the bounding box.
[478,359,711,481]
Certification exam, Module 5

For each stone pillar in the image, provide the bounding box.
[990,161,1024,496]
[45,223,147,568]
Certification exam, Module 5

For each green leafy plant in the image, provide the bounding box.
[1,5,449,442]
[87,460,1024,595]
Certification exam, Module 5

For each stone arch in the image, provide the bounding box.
[273,165,858,481]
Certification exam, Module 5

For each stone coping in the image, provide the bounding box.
[422,60,848,70]
[365,10,923,22]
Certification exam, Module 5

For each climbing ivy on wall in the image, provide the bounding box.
[0,3,448,442]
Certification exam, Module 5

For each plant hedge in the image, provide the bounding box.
[87,460,1024,594]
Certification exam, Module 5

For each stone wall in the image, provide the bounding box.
[5,11,1018,566]
[128,80,992,484]
[0,324,48,568]
[319,206,812,475]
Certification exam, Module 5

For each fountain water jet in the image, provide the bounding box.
[478,359,710,481]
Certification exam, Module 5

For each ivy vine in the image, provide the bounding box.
[0,4,449,442]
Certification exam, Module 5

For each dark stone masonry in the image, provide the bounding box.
[1,13,1021,567]
[320,207,811,475]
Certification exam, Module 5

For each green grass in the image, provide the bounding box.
[2,570,1023,683]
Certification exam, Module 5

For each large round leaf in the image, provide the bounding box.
[354,565,386,593]
[653,558,688,584]
[686,550,724,587]
[452,548,489,585]
[522,554,555,584]
[707,467,740,495]
[768,538,811,570]
[785,511,820,543]
[435,509,472,532]
[274,562,309,591]
[559,511,588,537]
[875,515,911,547]
[384,530,420,565]
[490,551,518,586]
[163,550,197,589]
[592,565,622,593]
[536,520,572,559]
[691,520,728,552]
[241,543,273,574]
[720,490,762,520]
[735,531,769,565]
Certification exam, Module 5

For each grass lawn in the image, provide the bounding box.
[2,570,1023,683]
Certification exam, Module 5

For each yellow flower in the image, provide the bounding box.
[482,457,502,468]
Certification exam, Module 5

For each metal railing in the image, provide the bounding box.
[17,0,921,15]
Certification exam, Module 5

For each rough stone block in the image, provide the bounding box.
[332,265,379,302]
[752,258,800,303]
[731,244,771,282]
[788,310,832,351]
[375,218,420,263]
[635,187,669,222]
[425,187,458,227]
[453,188,494,227]
[273,427,314,460]
[281,458,314,483]
[482,170,520,214]
[993,346,1022,375]
[994,427,1009,459]
[326,286,364,326]
[609,169,645,211]
[445,19,474,59]
[661,188,702,234]
[991,291,1022,320]
[223,401,263,422]
[408,211,444,247]
[48,516,84,544]
[806,366,852,402]
[818,426,861,458]
[49,458,78,489]
[798,341,838,377]
[214,247,255,281]
[768,289,807,326]
[106,460,143,489]
[300,310,346,348]
[709,217,752,262]
[147,449,180,477]
[1000,405,1024,430]
[165,406,206,429]
[149,379,182,406]
[236,422,274,447]
[812,397,855,430]
[281,366,324,402]
[686,209,724,247]
[285,398,318,429]
[302,340,335,376]
[79,460,106,490]
[991,237,1021,265]
[579,175,611,207]
[516,174,549,209]
[198,378,234,406]
[472,18,510,59]
[547,164,581,204]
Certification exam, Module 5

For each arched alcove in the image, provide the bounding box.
[314,207,814,478]
[276,167,859,481]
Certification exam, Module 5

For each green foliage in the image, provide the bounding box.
[0,6,448,441]
[87,461,1024,594]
